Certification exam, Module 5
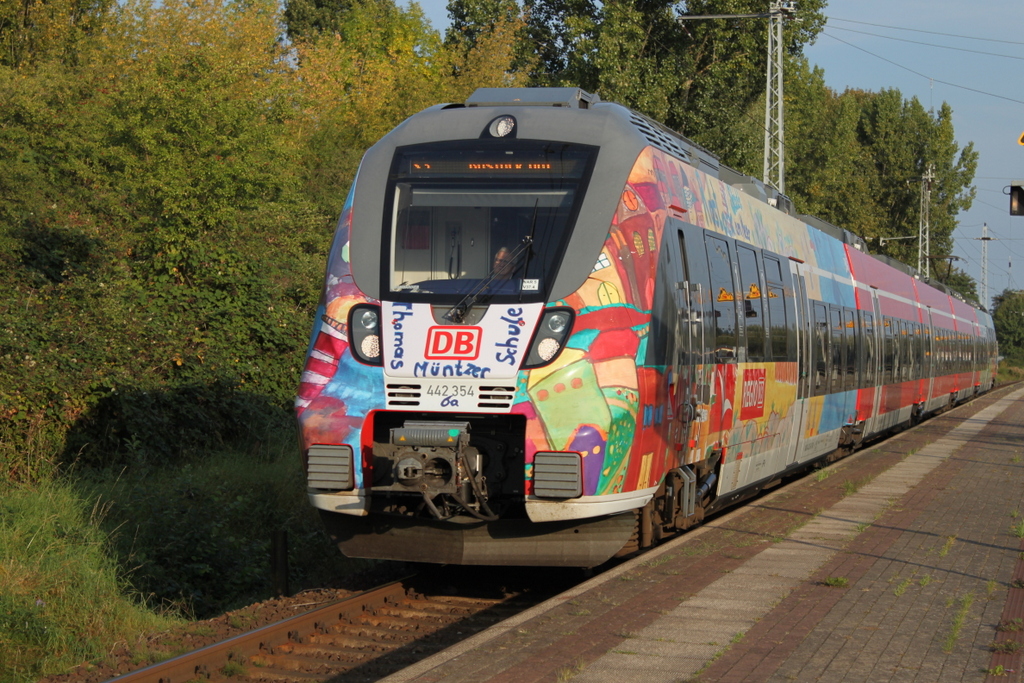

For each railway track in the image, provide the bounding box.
[103,568,577,683]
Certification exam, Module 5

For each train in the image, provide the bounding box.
[294,87,998,567]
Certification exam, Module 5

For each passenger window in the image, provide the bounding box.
[767,285,787,362]
[706,235,737,361]
[830,307,843,390]
[813,303,829,396]
[737,245,764,362]
[883,318,895,384]
[862,312,875,388]
[844,309,857,391]
[763,255,784,284]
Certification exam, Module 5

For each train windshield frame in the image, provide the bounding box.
[382,140,598,304]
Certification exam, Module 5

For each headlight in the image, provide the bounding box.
[486,115,517,138]
[524,308,574,369]
[348,304,383,365]
[358,309,379,331]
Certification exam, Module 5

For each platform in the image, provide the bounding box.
[380,384,1024,683]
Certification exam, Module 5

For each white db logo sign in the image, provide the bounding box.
[425,327,482,360]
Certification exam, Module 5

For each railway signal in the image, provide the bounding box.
[1010,181,1024,215]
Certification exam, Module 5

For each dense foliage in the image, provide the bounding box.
[0,0,523,480]
[993,289,1024,363]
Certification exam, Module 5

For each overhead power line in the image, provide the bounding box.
[829,17,1024,46]
[828,25,1024,62]
[821,32,1024,106]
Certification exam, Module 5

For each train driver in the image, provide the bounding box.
[492,247,515,279]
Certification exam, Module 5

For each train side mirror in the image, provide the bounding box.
[1011,182,1024,215]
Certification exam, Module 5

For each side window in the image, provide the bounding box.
[905,321,913,385]
[830,307,843,391]
[862,312,875,388]
[883,317,895,384]
[737,245,765,362]
[892,320,902,383]
[706,235,737,361]
[813,303,829,396]
[921,325,929,378]
[844,309,857,391]
[763,254,789,363]
[767,285,787,362]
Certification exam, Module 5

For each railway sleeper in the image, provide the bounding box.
[249,650,357,673]
[243,667,329,681]
[329,622,418,641]
[374,605,466,621]
[399,597,485,614]
[293,632,396,651]
[355,613,437,629]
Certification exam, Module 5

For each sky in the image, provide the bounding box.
[407,0,1024,309]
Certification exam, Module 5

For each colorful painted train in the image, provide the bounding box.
[295,88,997,567]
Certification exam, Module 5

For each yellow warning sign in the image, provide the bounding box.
[1019,131,1024,146]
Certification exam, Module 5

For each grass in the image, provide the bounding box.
[822,576,849,588]
[939,535,957,557]
[983,665,1011,677]
[1011,519,1024,538]
[893,578,912,597]
[942,593,974,653]
[221,660,247,677]
[986,580,999,599]
[1,430,362,683]
[555,657,587,682]
[841,477,869,496]
[997,618,1023,632]
[814,468,831,482]
[919,575,933,587]
[990,640,1022,654]
[0,479,181,681]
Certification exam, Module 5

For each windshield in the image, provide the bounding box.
[384,140,597,303]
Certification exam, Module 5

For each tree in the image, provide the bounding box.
[293,0,527,213]
[0,0,112,66]
[992,289,1024,361]
[940,266,978,305]
[283,0,354,41]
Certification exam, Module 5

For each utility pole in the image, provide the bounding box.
[763,1,796,193]
[979,224,995,310]
[678,2,797,192]
[917,163,934,278]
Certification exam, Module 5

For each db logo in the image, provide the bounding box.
[739,368,766,421]
[425,326,482,360]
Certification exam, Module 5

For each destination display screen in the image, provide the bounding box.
[395,142,595,180]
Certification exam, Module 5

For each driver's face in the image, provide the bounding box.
[494,249,513,275]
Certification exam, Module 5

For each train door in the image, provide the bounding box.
[704,233,739,479]
[667,225,708,466]
[790,260,813,463]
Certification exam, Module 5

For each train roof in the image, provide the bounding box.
[349,87,983,313]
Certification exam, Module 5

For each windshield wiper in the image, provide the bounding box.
[444,237,532,324]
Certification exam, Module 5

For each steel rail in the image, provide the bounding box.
[105,580,409,683]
